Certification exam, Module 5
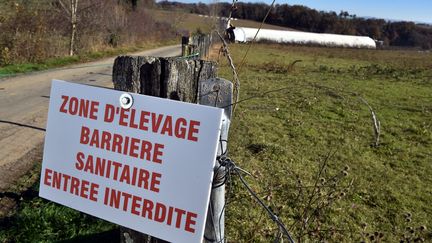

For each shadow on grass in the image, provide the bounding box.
[57,228,120,243]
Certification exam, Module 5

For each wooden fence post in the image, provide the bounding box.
[181,36,190,57]
[112,56,231,242]
[181,34,211,59]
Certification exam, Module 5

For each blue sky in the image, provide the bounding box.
[166,0,432,23]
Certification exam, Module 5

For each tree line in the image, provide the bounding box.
[157,1,432,49]
[0,0,172,66]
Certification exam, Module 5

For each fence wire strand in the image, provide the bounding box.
[202,79,381,242]
[237,0,276,74]
[214,153,296,243]
[208,3,301,235]
[215,30,241,113]
[208,127,295,242]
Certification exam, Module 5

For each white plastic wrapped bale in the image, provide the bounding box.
[233,27,376,49]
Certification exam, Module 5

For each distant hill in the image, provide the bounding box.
[156,1,432,49]
[230,19,296,31]
[362,16,432,25]
[150,9,295,34]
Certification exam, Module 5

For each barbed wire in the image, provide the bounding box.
[199,75,388,241]
[200,27,331,242]
[1,2,390,241]
[205,110,296,243]
[214,153,296,243]
[205,121,296,242]
[211,0,261,113]
[237,0,277,75]
[211,0,278,114]
[215,30,241,113]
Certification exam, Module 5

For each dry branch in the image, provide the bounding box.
[215,30,240,113]
[359,97,381,147]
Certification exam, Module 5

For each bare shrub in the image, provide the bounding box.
[0,0,176,65]
[0,2,64,63]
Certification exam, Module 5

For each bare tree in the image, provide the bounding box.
[58,0,78,56]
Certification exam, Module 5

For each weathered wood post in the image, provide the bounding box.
[112,56,232,242]
[181,36,190,57]
[196,34,211,59]
[181,34,211,59]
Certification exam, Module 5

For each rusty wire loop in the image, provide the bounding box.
[208,131,295,242]
[207,1,298,241]
[213,0,277,113]
[203,80,381,242]
[214,152,296,243]
[212,0,241,113]
[215,30,240,113]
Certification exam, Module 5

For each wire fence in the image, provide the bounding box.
[197,0,393,241]
[1,2,407,241]
[199,1,302,241]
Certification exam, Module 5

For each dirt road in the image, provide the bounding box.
[0,45,180,190]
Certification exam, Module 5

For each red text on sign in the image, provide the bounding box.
[43,168,99,202]
[103,187,197,233]
[79,126,164,164]
[75,151,161,193]
[104,104,201,142]
[59,95,99,120]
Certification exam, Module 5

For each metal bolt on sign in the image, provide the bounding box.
[120,93,133,109]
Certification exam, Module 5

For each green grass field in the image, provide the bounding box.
[1,44,431,242]
[218,44,432,242]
